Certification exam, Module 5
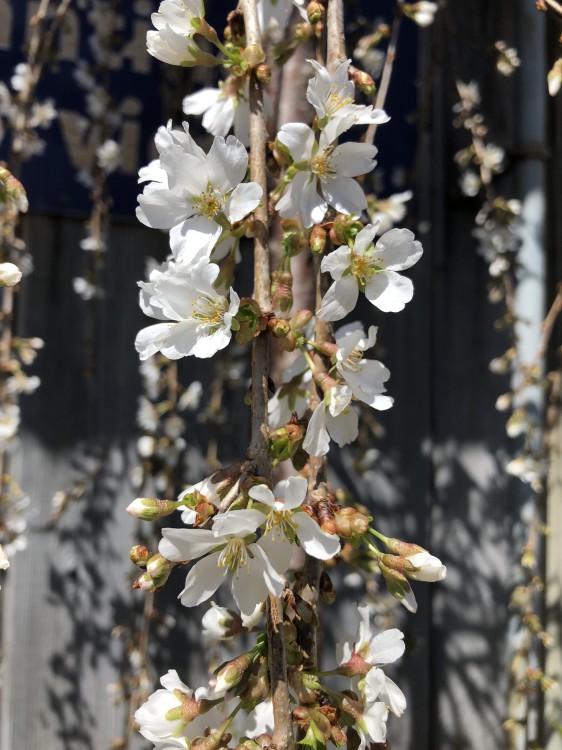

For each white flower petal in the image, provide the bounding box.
[326,407,358,447]
[320,245,351,280]
[322,175,368,215]
[169,217,222,263]
[375,228,423,270]
[302,402,330,456]
[369,628,405,664]
[179,551,223,607]
[159,528,221,561]
[248,484,276,507]
[365,270,414,313]
[211,509,265,537]
[282,475,308,510]
[278,122,315,161]
[317,277,359,322]
[294,511,341,560]
[257,533,293,575]
[382,676,407,717]
[225,181,262,222]
[206,135,248,192]
[331,142,378,177]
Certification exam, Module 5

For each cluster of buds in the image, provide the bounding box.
[131,545,177,592]
[292,704,346,747]
[303,490,371,546]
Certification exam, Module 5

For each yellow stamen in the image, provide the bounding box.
[191,295,226,327]
[351,254,385,285]
[326,85,353,115]
[192,187,224,220]
[310,148,336,181]
[218,538,249,573]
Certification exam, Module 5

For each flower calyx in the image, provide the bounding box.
[234,297,269,344]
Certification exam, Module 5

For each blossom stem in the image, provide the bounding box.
[369,527,389,545]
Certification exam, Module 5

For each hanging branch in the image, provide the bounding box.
[240,2,293,749]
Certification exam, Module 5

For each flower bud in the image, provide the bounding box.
[329,214,364,246]
[378,560,418,613]
[0,263,22,287]
[214,651,255,695]
[273,138,292,165]
[269,420,305,464]
[239,662,269,710]
[203,601,243,640]
[234,297,267,344]
[348,65,376,97]
[307,1,325,24]
[293,706,311,730]
[310,225,327,254]
[290,308,314,331]
[268,318,291,338]
[271,269,294,313]
[333,507,368,540]
[242,43,266,67]
[126,497,178,521]
[281,331,298,352]
[255,63,271,84]
[146,553,175,580]
[130,544,151,568]
[330,724,347,746]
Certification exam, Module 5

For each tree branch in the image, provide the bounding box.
[240,3,294,749]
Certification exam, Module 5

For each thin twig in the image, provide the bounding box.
[326,0,346,70]
[364,1,404,147]
[541,0,562,17]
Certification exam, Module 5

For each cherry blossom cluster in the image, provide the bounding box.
[0,169,42,574]
[128,2,446,748]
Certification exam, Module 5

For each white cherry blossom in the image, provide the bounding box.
[159,509,286,615]
[147,0,205,66]
[318,223,423,320]
[183,78,251,144]
[302,384,358,457]
[335,324,394,410]
[356,670,390,748]
[135,257,239,360]
[135,669,218,746]
[137,128,262,236]
[276,124,377,228]
[306,59,389,142]
[249,476,341,560]
[368,190,412,234]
